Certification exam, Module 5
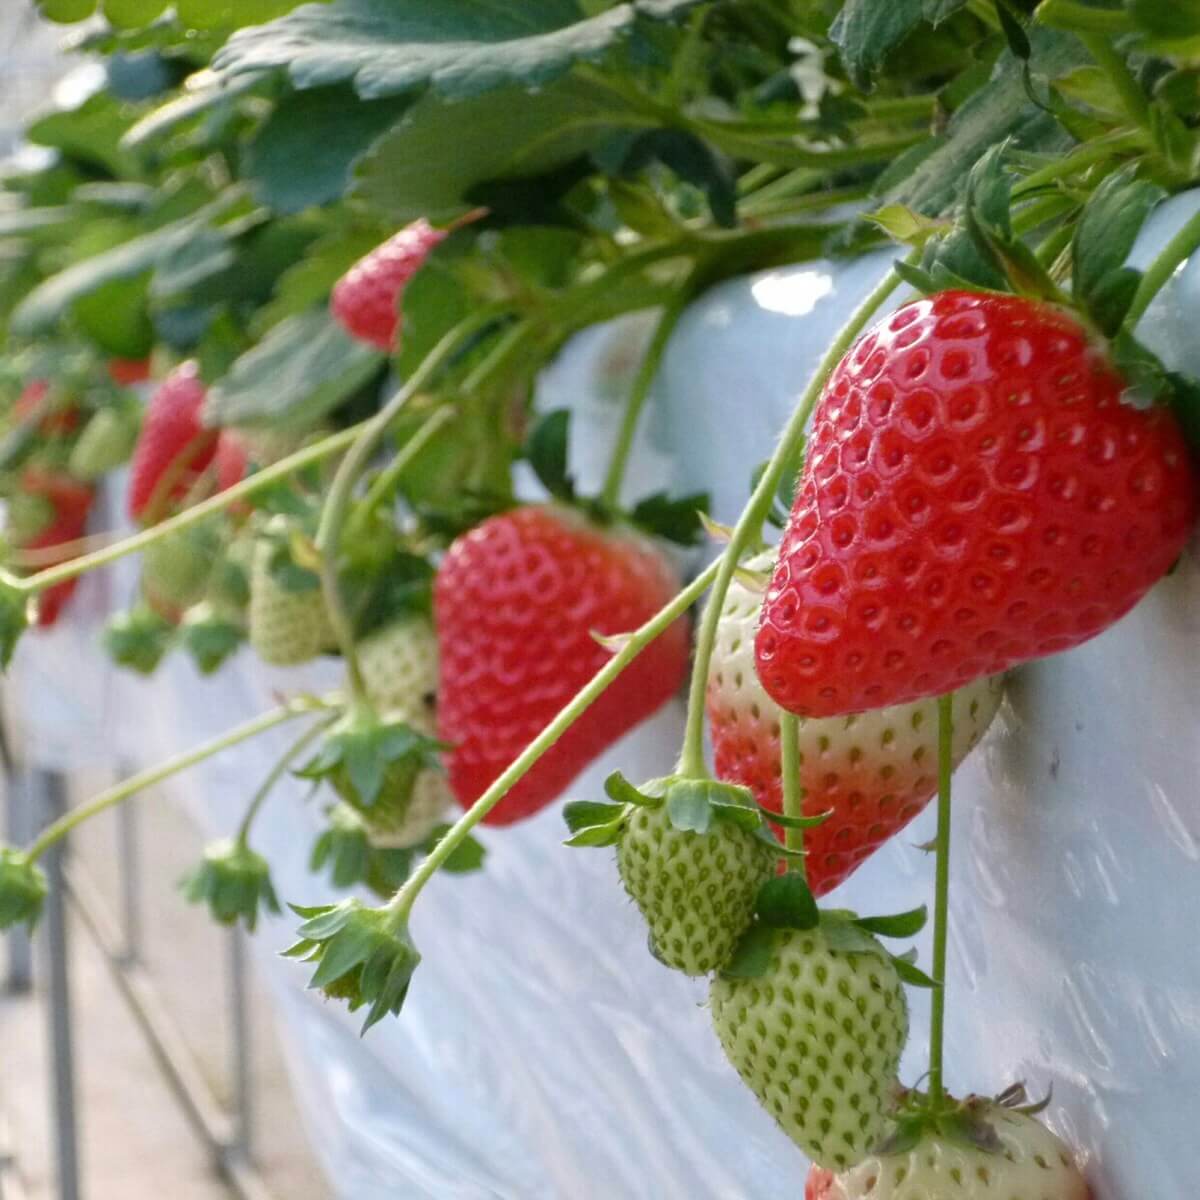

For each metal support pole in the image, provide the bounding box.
[228,929,253,1163]
[3,772,33,994]
[35,769,81,1200]
[114,785,141,966]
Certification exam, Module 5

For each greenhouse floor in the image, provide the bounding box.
[0,771,325,1200]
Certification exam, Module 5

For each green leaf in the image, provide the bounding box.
[11,199,240,339]
[628,491,710,547]
[245,87,411,214]
[993,0,1031,61]
[36,0,97,20]
[124,74,267,149]
[756,872,819,931]
[868,204,951,247]
[0,583,29,669]
[352,77,643,223]
[1085,267,1143,338]
[206,308,382,431]
[855,905,928,938]
[883,29,1083,217]
[27,93,141,178]
[1128,0,1200,39]
[102,606,176,675]
[830,0,924,90]
[608,129,737,228]
[424,826,486,873]
[923,0,968,21]
[213,0,702,101]
[720,924,776,980]
[1072,168,1165,312]
[176,0,320,29]
[526,409,575,501]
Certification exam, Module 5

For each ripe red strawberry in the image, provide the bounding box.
[16,470,94,628]
[435,505,688,825]
[757,290,1198,718]
[107,357,152,387]
[127,361,218,522]
[330,219,446,351]
[709,556,1002,894]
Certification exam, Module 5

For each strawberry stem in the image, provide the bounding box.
[384,558,723,926]
[928,692,955,1107]
[779,710,806,864]
[1123,205,1200,332]
[1077,34,1153,135]
[235,717,332,849]
[314,307,507,700]
[346,405,457,539]
[23,699,335,864]
[600,287,694,510]
[676,256,913,779]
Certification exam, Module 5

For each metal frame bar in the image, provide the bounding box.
[2,749,278,1200]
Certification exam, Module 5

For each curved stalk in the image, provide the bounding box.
[779,710,805,862]
[600,289,693,509]
[25,701,334,864]
[928,693,955,1107]
[1124,204,1200,331]
[385,558,721,925]
[236,718,332,848]
[677,260,909,778]
[314,309,505,700]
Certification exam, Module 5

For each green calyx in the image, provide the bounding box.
[721,901,934,986]
[563,769,814,851]
[878,1084,1051,1158]
[181,603,244,675]
[0,847,48,931]
[311,805,487,900]
[180,838,280,932]
[295,703,446,814]
[102,605,176,675]
[285,898,420,1032]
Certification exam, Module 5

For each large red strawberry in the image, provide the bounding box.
[709,555,1002,894]
[434,505,688,824]
[330,219,446,351]
[127,361,218,522]
[17,470,94,627]
[757,290,1197,718]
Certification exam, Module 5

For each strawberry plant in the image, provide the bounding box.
[0,0,1199,1191]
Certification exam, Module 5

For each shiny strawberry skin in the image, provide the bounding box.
[127,361,218,521]
[434,506,689,825]
[709,557,1002,895]
[330,219,446,351]
[757,290,1198,718]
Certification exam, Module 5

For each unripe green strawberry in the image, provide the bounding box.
[806,1100,1089,1200]
[68,407,139,480]
[141,526,217,616]
[356,617,451,846]
[248,537,334,666]
[711,919,908,1170]
[567,774,780,977]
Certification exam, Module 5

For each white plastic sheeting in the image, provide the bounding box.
[7,192,1200,1198]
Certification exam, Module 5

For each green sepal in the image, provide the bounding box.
[296,706,445,811]
[889,949,938,988]
[309,804,415,900]
[627,490,711,548]
[180,838,280,933]
[664,778,758,835]
[719,923,777,981]
[768,807,832,831]
[602,770,661,807]
[102,605,175,675]
[756,871,819,931]
[855,904,928,938]
[284,898,420,1033]
[563,800,625,834]
[181,605,244,675]
[0,847,47,931]
[0,581,29,669]
[893,258,939,296]
[423,825,485,874]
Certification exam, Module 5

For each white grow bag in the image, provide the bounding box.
[8,192,1200,1199]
